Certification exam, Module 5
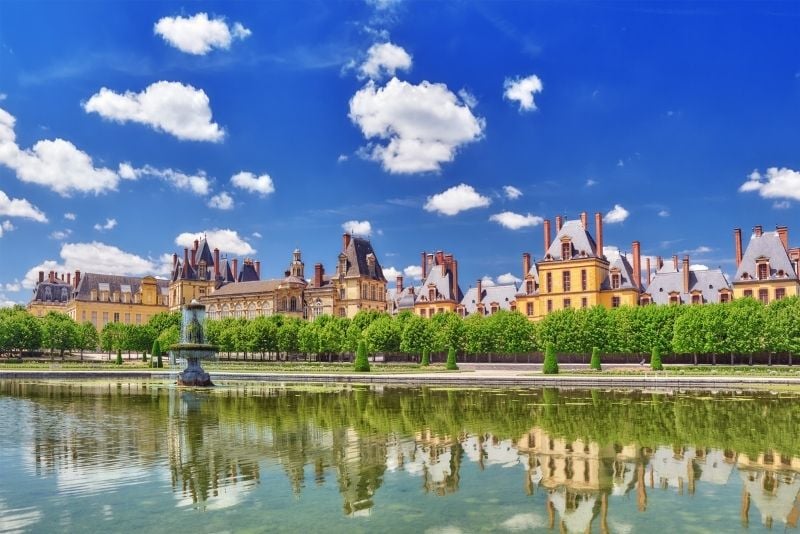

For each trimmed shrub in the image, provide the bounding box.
[151,339,163,368]
[421,348,430,366]
[446,347,458,370]
[590,347,601,371]
[651,346,663,371]
[543,343,559,374]
[354,339,370,372]
[115,348,123,366]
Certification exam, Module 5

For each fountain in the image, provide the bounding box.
[171,300,217,387]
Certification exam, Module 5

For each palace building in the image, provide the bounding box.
[413,251,463,317]
[732,225,800,303]
[641,255,731,305]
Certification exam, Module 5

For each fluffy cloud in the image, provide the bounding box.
[349,77,485,173]
[480,275,496,287]
[658,209,670,217]
[23,241,167,289]
[503,74,543,112]
[64,212,76,221]
[93,218,117,231]
[0,107,118,196]
[118,164,210,195]
[208,192,234,210]
[585,179,597,187]
[231,171,275,196]
[2,220,13,232]
[4,281,21,292]
[342,220,372,235]
[84,81,224,142]
[605,204,629,224]
[0,190,47,222]
[740,167,800,201]
[175,229,255,256]
[359,42,412,80]
[424,184,490,216]
[50,229,72,240]
[403,265,423,280]
[503,185,522,199]
[489,211,543,230]
[773,200,791,209]
[252,232,262,239]
[690,264,710,271]
[497,273,522,285]
[383,266,401,279]
[154,13,251,55]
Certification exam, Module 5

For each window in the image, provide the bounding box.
[290,296,298,311]
[640,296,650,305]
[136,314,142,324]
[526,280,534,294]
[744,289,753,298]
[611,274,620,289]
[124,313,130,323]
[776,288,786,300]
[113,312,120,323]
[490,304,498,314]
[547,299,553,313]
[458,307,465,317]
[612,296,621,308]
[91,311,97,326]
[691,294,701,304]
[429,288,435,301]
[199,288,206,296]
[420,309,426,318]
[561,242,571,260]
[102,312,109,325]
[339,307,346,317]
[371,285,376,301]
[563,298,571,309]
[198,263,207,279]
[562,271,571,292]
[757,263,768,280]
[758,289,769,304]
[437,308,444,314]
[546,273,552,293]
[581,270,587,291]
[526,302,534,316]
[312,299,323,318]
[720,293,730,303]
[669,295,679,305]
[340,288,346,300]
[581,297,588,308]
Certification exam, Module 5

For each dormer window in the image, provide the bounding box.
[198,262,207,279]
[526,280,534,294]
[669,295,680,304]
[691,294,701,304]
[757,262,769,280]
[561,242,571,260]
[429,288,435,301]
[611,273,621,289]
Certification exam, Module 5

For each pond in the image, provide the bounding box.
[1,380,799,533]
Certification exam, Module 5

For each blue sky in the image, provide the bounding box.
[1,1,800,305]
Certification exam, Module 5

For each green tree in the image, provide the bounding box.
[484,311,537,353]
[765,297,800,357]
[400,315,432,355]
[100,322,126,357]
[41,311,78,359]
[157,325,180,351]
[446,346,458,370]
[363,314,401,353]
[115,348,123,365]
[277,317,302,356]
[298,320,322,356]
[421,347,430,366]
[650,346,663,371]
[543,343,559,374]
[0,307,43,356]
[429,312,465,353]
[151,339,163,368]
[76,321,99,361]
[722,298,766,357]
[248,316,279,357]
[590,346,601,371]
[354,339,370,372]
[147,311,181,337]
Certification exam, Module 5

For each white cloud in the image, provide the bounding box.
[0,94,6,102]
[480,275,496,287]
[0,293,22,308]
[658,209,670,217]
[0,107,118,196]
[503,185,522,199]
[64,212,76,221]
[230,171,274,196]
[0,226,3,239]
[366,0,400,9]
[50,229,72,240]
[605,204,629,224]
[84,81,224,142]
[497,273,522,285]
[740,167,800,201]
[118,164,210,195]
[23,241,167,289]
[349,77,485,174]
[489,211,543,230]
[689,264,709,271]
[154,13,251,55]
[359,42,412,80]
[502,513,546,531]
[457,89,477,109]
[403,265,423,280]
[2,220,14,232]
[503,74,543,112]
[93,218,117,231]
[175,229,255,256]
[773,200,791,209]
[208,191,234,210]
[0,190,48,222]
[679,245,712,255]
[383,266,401,279]
[342,220,372,235]
[585,179,597,187]
[424,184,490,216]
[4,281,21,292]
[252,232,262,239]
[337,154,349,163]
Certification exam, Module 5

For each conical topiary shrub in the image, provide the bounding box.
[446,346,458,370]
[590,347,601,371]
[151,339,163,368]
[116,348,123,366]
[421,348,430,366]
[650,347,663,371]
[543,343,559,374]
[354,339,370,372]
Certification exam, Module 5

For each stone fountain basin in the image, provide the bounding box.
[170,344,219,361]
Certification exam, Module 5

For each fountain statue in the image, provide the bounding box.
[171,300,217,387]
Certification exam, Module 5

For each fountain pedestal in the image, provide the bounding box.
[178,356,214,387]
[171,300,218,388]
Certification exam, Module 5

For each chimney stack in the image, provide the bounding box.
[646,257,652,286]
[38,271,44,283]
[580,211,588,229]
[421,251,427,280]
[754,225,763,237]
[777,225,789,251]
[232,259,239,282]
[452,259,459,300]
[476,279,483,305]
[734,228,743,267]
[543,219,552,256]
[254,260,261,280]
[595,212,604,258]
[632,241,641,289]
[683,256,690,295]
[396,275,404,294]
[522,253,531,279]
[555,215,563,232]
[192,239,199,267]
[314,263,324,287]
[172,253,178,270]
[672,255,678,271]
[342,233,351,252]
[74,270,81,289]
[657,256,663,270]
[67,273,71,286]
[183,248,189,277]
[214,248,221,278]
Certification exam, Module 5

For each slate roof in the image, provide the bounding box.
[342,237,386,281]
[193,238,215,268]
[31,280,72,303]
[74,273,169,301]
[206,279,281,298]
[460,283,519,315]
[600,254,639,291]
[734,230,797,282]
[238,262,259,282]
[387,285,418,312]
[643,267,731,304]
[546,220,600,260]
[415,264,463,303]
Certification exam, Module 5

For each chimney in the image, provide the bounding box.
[632,241,641,289]
[314,263,323,287]
[476,279,483,305]
[38,271,44,283]
[452,259,459,300]
[67,273,71,286]
[734,228,743,267]
[672,255,679,271]
[580,211,588,229]
[232,259,239,282]
[646,257,652,286]
[595,212,604,258]
[421,251,427,280]
[683,255,690,294]
[436,251,445,265]
[754,225,763,237]
[192,239,199,267]
[183,248,189,277]
[522,252,531,278]
[555,215,563,232]
[777,225,789,251]
[543,219,552,256]
[60,273,64,282]
[49,271,54,283]
[74,270,81,289]
[214,248,221,278]
[342,233,351,252]
[396,275,404,294]
[172,253,178,269]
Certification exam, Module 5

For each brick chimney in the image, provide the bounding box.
[38,271,44,283]
[183,248,189,277]
[683,256,690,294]
[451,259,459,300]
[754,225,763,237]
[396,275,403,293]
[672,254,679,271]
[646,257,652,286]
[436,250,445,265]
[74,270,81,289]
[214,248,221,278]
[314,263,323,287]
[555,215,563,232]
[777,225,789,251]
[632,241,641,289]
[656,256,663,270]
[522,252,531,278]
[172,253,178,270]
[192,239,199,267]
[232,258,239,282]
[734,228,743,267]
[543,219,552,256]
[421,251,427,280]
[476,279,483,305]
[580,211,588,229]
[595,212,604,258]
[67,273,71,286]
[342,233,351,252]
[254,260,261,280]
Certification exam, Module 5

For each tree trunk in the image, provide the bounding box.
[730,353,734,366]
[712,353,716,366]
[693,353,698,366]
[749,354,753,366]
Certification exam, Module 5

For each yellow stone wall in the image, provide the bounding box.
[413,300,458,317]
[69,300,168,329]
[336,277,387,318]
[27,301,70,317]
[169,279,216,311]
[733,279,800,303]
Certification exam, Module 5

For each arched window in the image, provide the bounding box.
[290,296,297,311]
[235,303,243,318]
[281,297,288,311]
[222,304,230,318]
[247,303,257,319]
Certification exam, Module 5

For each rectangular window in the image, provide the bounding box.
[720,293,730,303]
[124,313,130,323]
[437,308,444,314]
[612,296,621,308]
[581,270,587,291]
[744,290,753,298]
[82,310,86,321]
[757,263,768,280]
[420,309,426,318]
[136,314,142,324]
[758,288,769,304]
[562,271,571,292]
[102,312,109,325]
[526,302,534,316]
[546,299,553,313]
[691,295,701,304]
[526,280,534,294]
[113,312,120,323]
[91,311,97,326]
[581,297,588,308]
[611,274,620,289]
[776,288,786,300]
[563,298,571,309]
[546,273,552,293]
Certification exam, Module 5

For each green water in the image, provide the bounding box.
[1,381,799,533]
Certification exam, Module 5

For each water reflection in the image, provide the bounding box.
[1,381,799,532]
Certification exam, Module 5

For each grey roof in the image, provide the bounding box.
[206,279,281,298]
[734,230,797,282]
[415,264,463,303]
[31,280,72,303]
[600,255,639,291]
[388,285,418,312]
[527,262,539,283]
[546,220,600,260]
[643,267,731,304]
[239,262,260,282]
[74,273,168,301]
[342,237,386,282]
[193,238,215,268]
[460,283,519,315]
